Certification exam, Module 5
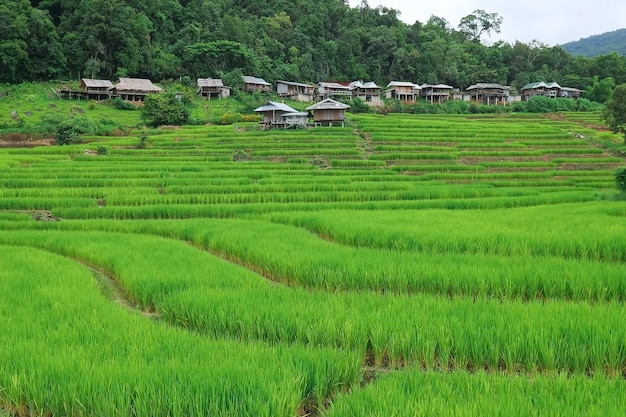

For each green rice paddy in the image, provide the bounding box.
[1,102,625,416]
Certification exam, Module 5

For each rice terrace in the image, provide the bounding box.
[2,85,626,416]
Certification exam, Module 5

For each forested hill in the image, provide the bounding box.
[3,0,626,92]
[561,29,626,58]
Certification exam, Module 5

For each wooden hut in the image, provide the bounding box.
[559,87,583,99]
[112,78,162,101]
[253,101,299,128]
[243,76,272,93]
[306,98,350,127]
[275,80,315,102]
[79,78,113,100]
[385,81,421,102]
[520,81,561,101]
[466,83,510,105]
[349,81,382,106]
[420,83,454,103]
[317,82,352,100]
[197,78,231,99]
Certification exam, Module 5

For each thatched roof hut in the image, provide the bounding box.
[112,78,162,100]
[197,78,230,99]
[80,78,113,91]
[77,78,114,100]
[243,76,272,93]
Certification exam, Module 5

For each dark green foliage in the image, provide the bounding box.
[221,68,245,92]
[584,77,615,104]
[526,96,576,113]
[140,93,190,127]
[614,168,626,192]
[0,0,65,82]
[33,114,95,145]
[111,97,137,111]
[442,99,471,114]
[603,83,626,144]
[3,0,626,95]
[345,98,370,114]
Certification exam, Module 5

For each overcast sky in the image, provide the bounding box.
[348,0,626,46]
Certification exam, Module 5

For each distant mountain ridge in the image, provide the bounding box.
[561,28,626,57]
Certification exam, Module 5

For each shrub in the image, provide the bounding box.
[232,150,250,162]
[137,130,150,149]
[221,113,243,125]
[442,99,470,114]
[241,114,261,123]
[32,114,96,145]
[111,97,137,111]
[346,98,370,114]
[615,167,626,192]
[141,93,190,127]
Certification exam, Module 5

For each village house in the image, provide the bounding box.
[306,98,350,127]
[559,87,583,99]
[275,80,315,102]
[466,83,510,105]
[197,78,231,99]
[79,78,113,100]
[242,76,272,93]
[520,81,583,100]
[317,82,352,100]
[420,83,454,104]
[385,81,421,102]
[253,101,307,128]
[111,78,162,101]
[520,81,561,100]
[349,81,382,106]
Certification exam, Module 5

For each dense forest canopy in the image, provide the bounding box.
[2,0,625,94]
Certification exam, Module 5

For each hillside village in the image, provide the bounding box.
[60,75,584,129]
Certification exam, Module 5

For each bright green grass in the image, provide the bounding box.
[1,109,626,416]
[0,244,361,417]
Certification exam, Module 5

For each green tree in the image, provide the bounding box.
[183,40,257,78]
[0,0,65,82]
[58,0,152,78]
[615,168,626,192]
[141,93,190,127]
[603,83,626,144]
[33,114,96,145]
[458,9,502,43]
[585,76,615,103]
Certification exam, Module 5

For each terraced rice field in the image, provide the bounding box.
[1,111,626,416]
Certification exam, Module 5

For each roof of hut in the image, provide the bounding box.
[243,76,271,86]
[253,101,298,113]
[421,83,454,89]
[113,78,163,93]
[81,78,113,88]
[386,81,421,89]
[306,98,350,111]
[318,81,351,90]
[197,78,225,88]
[466,83,510,90]
[276,80,314,88]
[520,81,562,91]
